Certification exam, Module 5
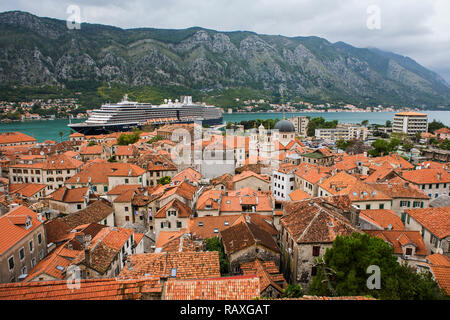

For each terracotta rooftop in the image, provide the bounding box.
[220,220,279,255]
[368,182,429,200]
[62,199,114,228]
[44,218,73,244]
[48,186,90,203]
[119,252,221,280]
[188,214,277,240]
[281,196,360,243]
[240,259,286,294]
[401,168,450,184]
[289,189,312,201]
[155,199,192,219]
[0,277,162,300]
[8,183,46,198]
[366,230,428,256]
[159,181,197,202]
[163,275,260,300]
[0,205,44,255]
[172,168,202,184]
[359,209,404,230]
[66,162,145,184]
[0,132,36,145]
[320,171,392,202]
[404,207,450,239]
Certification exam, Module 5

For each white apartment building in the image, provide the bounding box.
[272,165,297,201]
[315,125,368,142]
[393,112,428,135]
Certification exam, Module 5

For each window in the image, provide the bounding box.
[311,267,317,276]
[365,204,371,210]
[125,207,129,212]
[29,240,34,252]
[93,186,97,191]
[19,248,25,260]
[407,215,410,224]
[176,221,182,228]
[38,233,42,244]
[405,248,413,256]
[379,203,384,209]
[104,186,108,192]
[125,178,129,183]
[8,257,14,270]
[125,216,130,221]
[312,246,320,257]
[77,204,82,210]
[22,266,27,275]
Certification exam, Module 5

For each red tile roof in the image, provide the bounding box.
[155,199,192,219]
[281,196,359,243]
[0,206,44,255]
[220,220,279,255]
[0,277,162,300]
[0,132,36,145]
[66,162,145,184]
[8,183,46,197]
[404,207,450,239]
[163,275,260,300]
[401,168,450,184]
[359,209,405,230]
[366,230,428,256]
[119,252,221,280]
[240,259,286,294]
[48,186,89,203]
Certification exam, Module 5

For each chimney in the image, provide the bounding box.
[437,173,441,181]
[246,215,251,223]
[83,235,92,266]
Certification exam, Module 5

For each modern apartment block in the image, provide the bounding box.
[288,116,309,137]
[393,112,428,135]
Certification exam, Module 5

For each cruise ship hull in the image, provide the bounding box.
[68,117,223,135]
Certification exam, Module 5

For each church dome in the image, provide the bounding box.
[274,120,295,132]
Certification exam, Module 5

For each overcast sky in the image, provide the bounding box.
[1,0,449,83]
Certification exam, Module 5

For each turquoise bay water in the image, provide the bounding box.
[1,111,449,142]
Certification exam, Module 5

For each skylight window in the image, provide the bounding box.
[170,268,177,277]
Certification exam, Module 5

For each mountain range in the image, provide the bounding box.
[0,10,449,107]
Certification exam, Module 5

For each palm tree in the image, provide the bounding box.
[361,120,369,127]
[59,131,63,142]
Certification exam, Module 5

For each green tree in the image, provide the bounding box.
[388,138,401,152]
[385,120,392,128]
[439,139,450,150]
[205,237,229,275]
[307,117,338,137]
[59,131,63,142]
[282,284,303,298]
[87,140,98,146]
[361,120,369,127]
[118,130,141,145]
[147,135,163,144]
[428,120,447,133]
[308,233,444,300]
[336,139,353,151]
[158,176,172,185]
[369,139,390,157]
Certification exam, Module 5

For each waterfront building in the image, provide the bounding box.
[393,112,428,135]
